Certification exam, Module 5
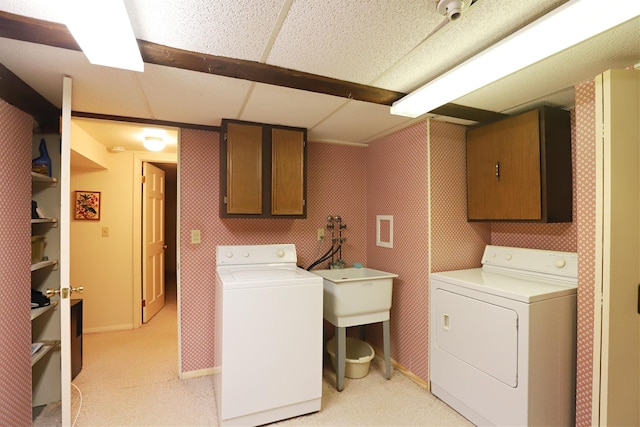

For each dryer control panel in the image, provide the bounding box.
[481,245,577,280]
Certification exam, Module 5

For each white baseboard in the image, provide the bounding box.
[373,346,429,390]
[84,324,134,334]
[180,366,219,380]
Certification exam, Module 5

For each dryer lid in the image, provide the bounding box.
[430,268,576,303]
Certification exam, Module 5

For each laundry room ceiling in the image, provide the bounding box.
[0,0,638,146]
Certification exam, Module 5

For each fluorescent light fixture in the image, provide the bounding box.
[391,0,640,118]
[65,0,144,72]
[143,136,165,152]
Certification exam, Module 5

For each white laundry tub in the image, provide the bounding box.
[312,267,398,327]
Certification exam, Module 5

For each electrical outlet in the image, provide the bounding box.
[191,229,201,244]
[101,227,109,237]
[317,228,325,241]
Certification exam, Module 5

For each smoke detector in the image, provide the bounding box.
[436,0,472,21]
[109,146,125,153]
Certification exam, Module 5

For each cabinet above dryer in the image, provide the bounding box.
[466,105,572,222]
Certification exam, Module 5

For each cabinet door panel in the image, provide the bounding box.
[467,109,542,220]
[271,128,304,215]
[495,110,541,220]
[226,123,263,214]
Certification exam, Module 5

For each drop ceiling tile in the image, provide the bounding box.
[0,38,68,107]
[373,0,568,92]
[0,39,155,118]
[0,0,65,22]
[455,16,640,113]
[239,83,346,129]
[310,100,413,144]
[126,0,283,61]
[137,64,252,126]
[267,0,443,84]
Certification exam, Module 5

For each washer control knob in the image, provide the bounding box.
[226,252,233,258]
[243,251,250,258]
[505,254,512,261]
[555,258,567,268]
[277,249,285,257]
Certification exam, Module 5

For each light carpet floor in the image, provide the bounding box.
[34,289,472,426]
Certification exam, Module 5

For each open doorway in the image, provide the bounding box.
[39,118,182,425]
[146,161,178,321]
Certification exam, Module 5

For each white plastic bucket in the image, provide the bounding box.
[326,336,375,379]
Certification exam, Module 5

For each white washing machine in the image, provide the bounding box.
[214,244,323,426]
[429,245,577,426]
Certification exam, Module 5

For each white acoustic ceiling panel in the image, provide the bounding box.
[136,64,253,126]
[240,82,348,129]
[267,0,443,85]
[373,0,569,93]
[310,100,414,144]
[126,0,285,61]
[455,16,640,113]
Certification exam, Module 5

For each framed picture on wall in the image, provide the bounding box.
[74,191,101,220]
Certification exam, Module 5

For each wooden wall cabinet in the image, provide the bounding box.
[220,119,307,218]
[466,105,572,222]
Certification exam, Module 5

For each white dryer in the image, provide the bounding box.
[429,245,577,426]
[214,244,323,426]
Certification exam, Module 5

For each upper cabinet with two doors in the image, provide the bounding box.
[220,119,307,218]
[466,105,572,222]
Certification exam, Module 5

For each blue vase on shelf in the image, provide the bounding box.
[32,138,52,177]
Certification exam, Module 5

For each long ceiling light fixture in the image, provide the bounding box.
[65,0,144,72]
[391,0,640,118]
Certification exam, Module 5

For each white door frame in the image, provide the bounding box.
[132,151,178,329]
[592,68,640,426]
[59,76,72,426]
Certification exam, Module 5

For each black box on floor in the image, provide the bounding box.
[71,299,83,379]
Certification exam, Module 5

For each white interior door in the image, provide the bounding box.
[59,76,72,426]
[593,68,640,426]
[142,162,166,323]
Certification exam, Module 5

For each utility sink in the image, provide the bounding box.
[312,268,398,327]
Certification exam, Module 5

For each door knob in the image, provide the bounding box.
[45,288,60,298]
[45,286,84,299]
[162,244,168,249]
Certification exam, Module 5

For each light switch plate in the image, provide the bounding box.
[191,229,201,244]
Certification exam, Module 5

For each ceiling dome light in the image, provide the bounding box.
[143,136,165,152]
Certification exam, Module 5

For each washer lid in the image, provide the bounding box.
[430,268,577,303]
[217,266,322,289]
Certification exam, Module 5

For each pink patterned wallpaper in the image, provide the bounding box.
[364,120,492,381]
[429,120,491,273]
[574,80,597,427]
[179,130,367,372]
[366,122,431,380]
[0,99,34,426]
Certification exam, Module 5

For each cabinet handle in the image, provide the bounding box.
[495,161,501,181]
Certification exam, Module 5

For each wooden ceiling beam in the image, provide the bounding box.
[139,40,405,106]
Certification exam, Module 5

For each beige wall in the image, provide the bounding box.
[70,153,135,332]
